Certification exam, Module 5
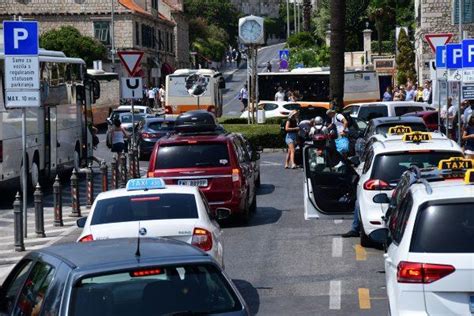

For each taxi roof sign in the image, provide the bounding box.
[438,157,474,171]
[402,132,432,143]
[464,169,474,184]
[388,125,412,135]
[126,178,166,191]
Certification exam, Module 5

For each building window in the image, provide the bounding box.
[453,0,474,24]
[170,33,174,53]
[135,22,140,46]
[142,24,155,48]
[94,21,110,45]
[165,32,170,52]
[152,0,158,10]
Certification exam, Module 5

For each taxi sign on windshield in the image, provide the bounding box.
[465,169,474,184]
[438,157,474,170]
[126,178,166,191]
[388,125,412,135]
[402,132,432,143]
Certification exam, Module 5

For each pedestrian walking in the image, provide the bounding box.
[423,80,431,103]
[110,119,127,159]
[239,84,249,112]
[462,115,474,159]
[382,86,393,101]
[288,91,296,102]
[285,111,299,169]
[266,61,272,72]
[275,87,286,102]
[392,86,401,101]
[404,83,415,101]
[326,108,349,157]
[463,100,474,126]
[441,97,458,139]
[147,86,156,108]
[416,86,424,102]
[236,51,242,68]
[159,84,166,108]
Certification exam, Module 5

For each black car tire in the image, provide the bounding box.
[360,222,373,248]
[256,174,261,188]
[250,196,257,213]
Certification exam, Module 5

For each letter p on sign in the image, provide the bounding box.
[462,39,474,68]
[3,21,39,56]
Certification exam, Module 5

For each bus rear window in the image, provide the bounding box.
[410,203,474,253]
[156,144,230,169]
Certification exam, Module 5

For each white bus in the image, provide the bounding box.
[165,68,225,117]
[0,48,93,190]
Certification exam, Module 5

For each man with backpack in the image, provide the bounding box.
[326,109,349,157]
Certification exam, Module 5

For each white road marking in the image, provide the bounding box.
[261,161,283,166]
[334,219,343,224]
[329,280,342,310]
[332,237,343,258]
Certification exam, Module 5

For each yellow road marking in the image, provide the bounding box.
[358,288,371,309]
[354,244,367,261]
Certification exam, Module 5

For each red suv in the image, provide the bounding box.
[147,112,258,222]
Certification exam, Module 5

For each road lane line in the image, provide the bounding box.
[334,219,343,224]
[358,288,371,309]
[355,244,367,261]
[332,237,343,257]
[329,280,341,310]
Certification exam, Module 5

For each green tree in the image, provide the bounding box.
[329,0,346,110]
[289,46,330,68]
[368,0,395,55]
[396,28,416,84]
[287,32,316,48]
[40,26,107,67]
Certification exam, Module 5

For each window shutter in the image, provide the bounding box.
[453,0,474,23]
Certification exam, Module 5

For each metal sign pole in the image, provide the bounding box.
[438,79,442,132]
[131,98,135,151]
[458,82,462,144]
[22,108,27,237]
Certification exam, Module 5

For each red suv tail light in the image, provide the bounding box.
[363,179,391,190]
[232,168,241,183]
[79,234,94,242]
[191,228,213,252]
[397,261,455,284]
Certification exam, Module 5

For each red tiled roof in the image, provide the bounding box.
[118,0,175,24]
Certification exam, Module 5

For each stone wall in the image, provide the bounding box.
[172,12,190,68]
[2,0,130,15]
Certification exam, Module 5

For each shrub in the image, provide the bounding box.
[287,32,316,48]
[219,117,248,124]
[222,124,285,148]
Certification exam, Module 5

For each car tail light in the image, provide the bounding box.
[191,228,213,251]
[280,111,290,116]
[79,234,94,242]
[141,132,157,138]
[232,168,241,182]
[363,179,391,190]
[397,261,455,284]
[147,171,154,178]
[130,268,163,277]
[165,106,172,114]
[207,106,215,113]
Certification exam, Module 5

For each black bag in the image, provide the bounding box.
[294,146,303,166]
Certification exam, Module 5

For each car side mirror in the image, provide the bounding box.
[76,217,87,228]
[370,228,389,245]
[373,193,390,204]
[348,156,360,167]
[215,208,231,221]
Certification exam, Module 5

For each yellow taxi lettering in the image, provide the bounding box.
[402,132,432,143]
[438,157,474,170]
[388,125,412,135]
[465,169,474,184]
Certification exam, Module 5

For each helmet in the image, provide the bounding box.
[314,116,324,125]
[312,133,327,148]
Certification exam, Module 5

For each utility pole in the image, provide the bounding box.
[293,0,297,34]
[286,0,290,39]
[110,0,116,72]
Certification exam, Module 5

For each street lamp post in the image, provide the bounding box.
[110,0,116,72]
[293,0,297,34]
[286,0,290,39]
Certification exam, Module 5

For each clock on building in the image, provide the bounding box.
[239,16,265,45]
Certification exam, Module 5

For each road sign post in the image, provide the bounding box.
[3,20,40,238]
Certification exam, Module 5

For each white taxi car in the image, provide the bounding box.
[76,178,229,267]
[374,160,474,316]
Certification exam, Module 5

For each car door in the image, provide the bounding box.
[200,191,223,265]
[239,135,260,185]
[303,145,359,219]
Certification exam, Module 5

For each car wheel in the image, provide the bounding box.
[360,222,372,248]
[250,196,257,213]
[256,174,261,188]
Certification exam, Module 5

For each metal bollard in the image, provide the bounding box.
[70,169,81,217]
[101,161,108,192]
[133,146,140,178]
[13,192,25,251]
[34,184,45,238]
[86,164,94,208]
[53,175,63,226]
[128,150,134,179]
[120,155,127,188]
[111,157,118,190]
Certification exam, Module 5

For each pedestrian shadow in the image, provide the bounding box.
[232,279,260,315]
[257,184,275,196]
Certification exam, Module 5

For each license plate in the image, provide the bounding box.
[470,295,474,312]
[177,179,208,187]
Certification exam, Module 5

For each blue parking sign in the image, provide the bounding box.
[3,21,39,55]
[446,43,463,69]
[435,46,447,68]
[463,39,474,68]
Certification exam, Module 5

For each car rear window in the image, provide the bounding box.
[283,103,301,111]
[156,143,230,169]
[70,264,242,315]
[371,151,463,183]
[410,202,474,253]
[394,106,424,116]
[91,194,198,225]
[375,123,427,134]
[148,121,174,131]
[358,106,388,121]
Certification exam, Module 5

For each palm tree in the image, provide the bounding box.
[303,0,312,32]
[368,0,395,55]
[329,0,346,110]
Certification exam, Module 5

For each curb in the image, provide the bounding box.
[262,148,286,153]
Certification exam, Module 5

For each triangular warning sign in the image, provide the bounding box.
[424,33,453,53]
[117,51,144,76]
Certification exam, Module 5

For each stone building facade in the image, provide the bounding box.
[415,0,474,81]
[0,0,189,85]
[231,0,281,18]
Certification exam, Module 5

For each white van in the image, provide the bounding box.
[344,102,437,122]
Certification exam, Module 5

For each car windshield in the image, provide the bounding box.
[282,103,301,111]
[70,264,242,316]
[410,202,474,253]
[91,194,198,225]
[371,151,463,183]
[148,121,175,131]
[299,107,327,121]
[375,123,427,134]
[120,114,145,123]
[156,143,230,169]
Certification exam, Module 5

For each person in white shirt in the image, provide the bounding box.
[326,109,349,156]
[275,87,286,102]
[463,100,474,125]
[239,84,249,112]
[147,86,156,108]
[422,80,431,102]
[440,97,458,139]
[158,84,166,108]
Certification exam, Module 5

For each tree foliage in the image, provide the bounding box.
[287,32,316,48]
[289,46,330,69]
[40,26,107,67]
[396,28,416,84]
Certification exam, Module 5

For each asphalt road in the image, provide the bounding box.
[223,43,286,116]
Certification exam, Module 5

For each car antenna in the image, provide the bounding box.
[135,221,141,258]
